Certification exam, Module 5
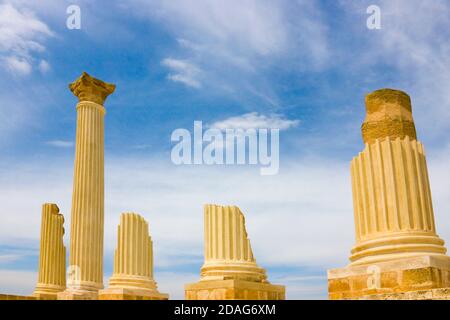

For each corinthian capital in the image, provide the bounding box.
[69,72,116,105]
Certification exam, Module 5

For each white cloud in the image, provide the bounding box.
[132,0,329,106]
[0,95,34,146]
[0,3,53,75]
[340,0,450,140]
[272,274,328,300]
[0,270,37,296]
[162,58,202,88]
[142,0,289,56]
[46,140,73,148]
[38,59,50,73]
[155,272,199,300]
[209,112,300,130]
[2,55,31,75]
[0,254,23,264]
[375,0,450,133]
[131,144,151,150]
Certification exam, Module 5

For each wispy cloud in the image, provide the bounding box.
[161,58,202,89]
[45,140,73,148]
[0,254,23,264]
[140,0,290,56]
[131,144,151,150]
[2,55,31,75]
[132,0,329,107]
[0,96,33,146]
[38,59,50,73]
[209,112,300,130]
[0,3,53,76]
[0,270,37,295]
[377,0,450,137]
[340,0,450,140]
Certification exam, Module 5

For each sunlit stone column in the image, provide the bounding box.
[99,213,168,300]
[328,89,450,300]
[201,205,265,282]
[186,205,285,300]
[58,72,115,300]
[33,204,66,299]
[350,89,446,265]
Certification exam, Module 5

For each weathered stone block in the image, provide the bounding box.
[328,255,450,300]
[185,280,285,300]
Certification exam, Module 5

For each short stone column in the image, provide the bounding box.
[186,205,285,300]
[328,89,450,300]
[33,204,66,299]
[58,72,115,300]
[99,213,168,300]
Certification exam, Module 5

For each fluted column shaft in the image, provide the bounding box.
[352,136,436,239]
[100,212,169,299]
[99,213,168,299]
[201,205,266,283]
[69,101,105,289]
[205,205,255,263]
[34,204,66,297]
[113,213,153,279]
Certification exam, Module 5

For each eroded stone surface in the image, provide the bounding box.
[98,213,168,300]
[362,89,417,144]
[328,88,450,300]
[185,280,285,300]
[33,203,66,299]
[328,255,450,299]
[69,72,115,105]
[186,205,285,300]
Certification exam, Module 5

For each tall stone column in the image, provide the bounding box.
[99,213,168,300]
[58,72,115,300]
[328,89,450,300]
[33,204,66,299]
[186,205,285,300]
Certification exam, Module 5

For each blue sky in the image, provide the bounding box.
[0,0,450,299]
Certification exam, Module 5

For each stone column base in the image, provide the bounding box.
[33,293,59,300]
[98,288,168,300]
[33,284,65,300]
[358,288,450,300]
[185,280,285,300]
[0,294,36,300]
[328,255,450,300]
[57,289,99,300]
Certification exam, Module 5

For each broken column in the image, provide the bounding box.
[58,72,115,300]
[185,205,285,300]
[328,89,450,300]
[33,204,66,299]
[99,213,168,300]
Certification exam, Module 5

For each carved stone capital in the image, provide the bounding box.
[69,72,115,105]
